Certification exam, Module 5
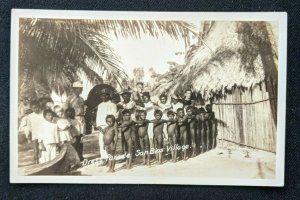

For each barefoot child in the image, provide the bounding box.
[166,110,178,162]
[152,109,168,164]
[142,92,156,152]
[196,107,206,153]
[157,94,172,136]
[118,109,135,169]
[98,115,118,172]
[38,109,60,163]
[205,104,217,150]
[27,100,44,164]
[176,108,188,160]
[186,106,197,157]
[135,110,151,165]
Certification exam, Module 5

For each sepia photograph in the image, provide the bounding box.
[10,10,287,186]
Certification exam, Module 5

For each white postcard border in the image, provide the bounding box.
[10,9,287,186]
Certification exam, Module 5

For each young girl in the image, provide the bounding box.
[54,106,72,144]
[38,109,60,163]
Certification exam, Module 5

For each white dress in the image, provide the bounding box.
[57,118,72,142]
[27,112,44,140]
[38,120,59,163]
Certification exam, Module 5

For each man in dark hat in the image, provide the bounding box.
[117,89,136,116]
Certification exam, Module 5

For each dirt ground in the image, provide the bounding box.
[77,134,276,179]
[18,132,276,179]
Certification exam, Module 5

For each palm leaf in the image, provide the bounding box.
[19,18,197,98]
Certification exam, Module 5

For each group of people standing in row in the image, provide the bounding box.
[18,81,217,173]
[91,82,217,172]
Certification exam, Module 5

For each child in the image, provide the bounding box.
[54,106,72,144]
[96,89,118,163]
[135,110,151,165]
[98,115,118,172]
[171,94,183,115]
[182,89,195,110]
[65,108,84,161]
[166,110,178,162]
[157,94,172,141]
[205,104,217,150]
[157,94,172,119]
[142,92,155,118]
[27,100,44,164]
[152,109,168,164]
[142,92,156,151]
[186,106,197,157]
[176,108,188,160]
[53,105,64,121]
[38,109,60,163]
[118,109,135,169]
[196,107,206,153]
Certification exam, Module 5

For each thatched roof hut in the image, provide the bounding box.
[175,21,277,99]
[162,21,278,152]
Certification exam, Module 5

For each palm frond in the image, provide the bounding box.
[172,21,278,100]
[19,18,197,98]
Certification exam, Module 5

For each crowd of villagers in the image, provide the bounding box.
[18,81,217,173]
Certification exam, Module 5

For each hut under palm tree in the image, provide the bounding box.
[160,21,278,153]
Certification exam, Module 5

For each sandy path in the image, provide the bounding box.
[18,133,276,179]
[77,147,276,179]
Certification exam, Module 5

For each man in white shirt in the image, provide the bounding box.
[171,94,183,115]
[27,100,45,164]
[96,88,117,161]
[157,94,172,120]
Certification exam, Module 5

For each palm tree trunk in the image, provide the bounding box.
[256,23,278,125]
